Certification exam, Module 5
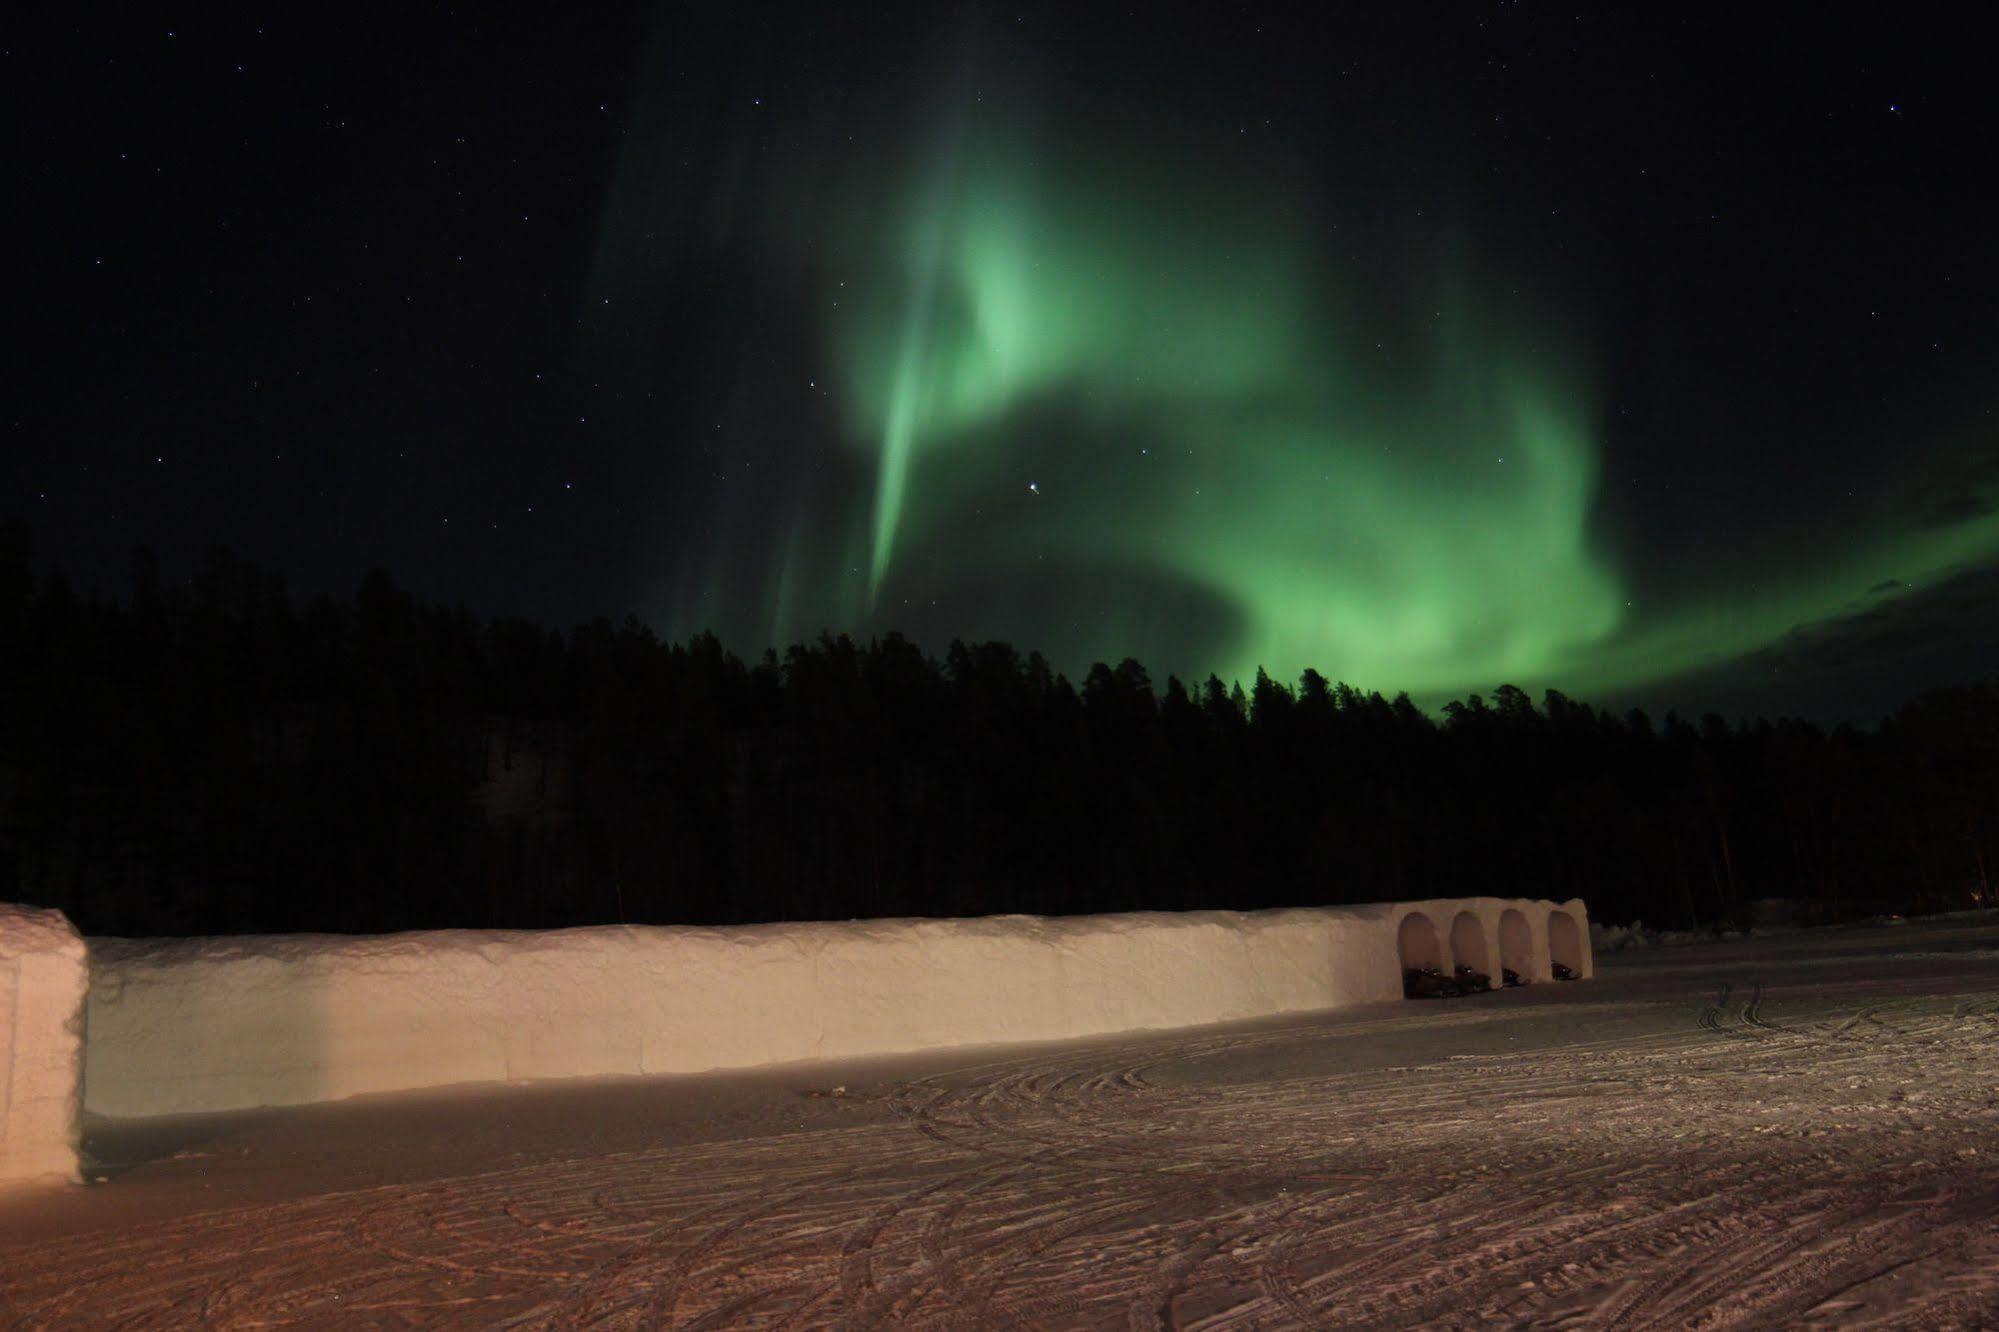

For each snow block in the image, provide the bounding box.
[0,904,89,1188]
[83,897,1589,1118]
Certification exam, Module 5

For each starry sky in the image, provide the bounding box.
[10,4,1997,722]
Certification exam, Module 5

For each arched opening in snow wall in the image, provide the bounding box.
[1398,911,1449,997]
[1549,909,1584,979]
[1449,911,1491,990]
[1397,911,1442,971]
[1499,908,1534,985]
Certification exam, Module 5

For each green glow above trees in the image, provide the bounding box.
[811,118,1999,703]
[598,71,1999,710]
[834,126,1625,693]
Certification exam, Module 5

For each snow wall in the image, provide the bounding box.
[80,897,1591,1120]
[0,905,89,1188]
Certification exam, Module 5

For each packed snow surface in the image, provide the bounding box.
[82,897,1589,1117]
[0,904,87,1188]
[3,916,1994,1326]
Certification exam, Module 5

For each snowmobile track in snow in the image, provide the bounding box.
[5,935,1999,1328]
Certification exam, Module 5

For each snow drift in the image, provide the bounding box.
[80,897,1590,1119]
[0,904,88,1188]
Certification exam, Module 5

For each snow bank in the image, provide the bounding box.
[0,905,89,1188]
[82,896,1590,1118]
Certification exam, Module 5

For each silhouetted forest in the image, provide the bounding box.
[2,520,1994,938]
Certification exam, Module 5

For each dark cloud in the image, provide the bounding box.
[1628,563,1999,724]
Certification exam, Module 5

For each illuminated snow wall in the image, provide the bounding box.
[80,897,1591,1119]
[0,905,89,1188]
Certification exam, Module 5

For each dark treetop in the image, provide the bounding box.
[4,526,1992,936]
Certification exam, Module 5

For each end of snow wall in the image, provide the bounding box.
[82,897,1589,1119]
[0,905,89,1188]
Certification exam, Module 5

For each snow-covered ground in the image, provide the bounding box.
[3,915,1996,1327]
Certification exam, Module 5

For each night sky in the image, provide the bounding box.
[10,4,1996,723]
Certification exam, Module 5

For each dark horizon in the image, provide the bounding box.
[5,516,1993,732]
[5,518,1993,941]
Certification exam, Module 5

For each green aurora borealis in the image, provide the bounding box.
[834,122,1622,696]
[594,18,1999,713]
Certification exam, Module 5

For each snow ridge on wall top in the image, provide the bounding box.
[0,903,84,963]
[86,897,1588,966]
